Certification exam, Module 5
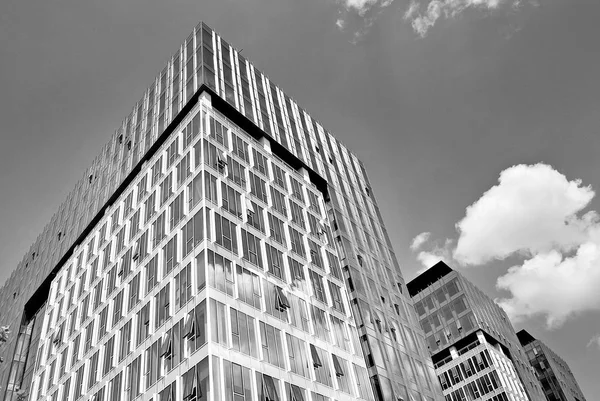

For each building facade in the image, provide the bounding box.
[0,21,443,401]
[517,330,586,401]
[407,262,546,401]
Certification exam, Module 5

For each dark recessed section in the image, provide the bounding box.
[407,261,454,297]
[517,329,536,347]
[206,85,329,201]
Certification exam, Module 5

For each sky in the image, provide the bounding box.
[1,0,599,396]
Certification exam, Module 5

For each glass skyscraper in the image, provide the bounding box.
[0,21,443,401]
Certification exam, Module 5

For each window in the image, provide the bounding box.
[308,191,321,215]
[152,156,163,186]
[183,112,200,149]
[230,308,258,358]
[137,303,150,346]
[227,157,246,188]
[287,334,310,378]
[188,172,202,209]
[88,350,99,389]
[155,283,171,327]
[109,373,122,401]
[169,194,184,229]
[167,139,179,167]
[137,175,148,203]
[290,177,304,201]
[175,263,192,309]
[289,227,305,258]
[241,229,262,267]
[152,212,166,246]
[126,356,141,401]
[130,210,140,239]
[289,200,305,229]
[259,321,285,368]
[71,334,80,367]
[253,150,268,176]
[221,182,242,217]
[74,365,85,399]
[113,290,124,327]
[206,249,235,296]
[272,164,287,190]
[209,299,228,346]
[328,282,345,313]
[177,152,191,185]
[160,174,173,205]
[268,213,286,244]
[209,117,228,147]
[203,171,218,204]
[120,319,132,362]
[263,280,288,322]
[214,213,238,254]
[146,256,158,294]
[249,172,268,203]
[332,354,351,394]
[103,335,115,376]
[310,270,326,303]
[163,234,178,275]
[232,133,249,162]
[99,306,109,339]
[270,187,287,216]
[182,208,204,256]
[223,359,252,401]
[265,244,284,280]
[128,273,140,312]
[330,315,350,352]
[145,191,156,223]
[311,306,330,342]
[311,344,333,386]
[236,266,261,309]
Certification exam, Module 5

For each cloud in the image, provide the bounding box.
[339,0,381,16]
[410,232,431,250]
[335,0,396,40]
[411,163,600,328]
[496,245,600,328]
[454,163,595,266]
[587,334,600,350]
[416,238,454,273]
[404,0,506,37]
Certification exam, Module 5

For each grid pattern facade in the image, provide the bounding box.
[29,101,372,401]
[408,263,546,401]
[518,331,586,401]
[435,332,528,401]
[0,21,442,401]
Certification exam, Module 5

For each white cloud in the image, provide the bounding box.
[496,244,600,328]
[340,0,381,16]
[416,238,454,273]
[410,231,431,250]
[336,18,346,30]
[587,334,600,350]
[411,163,600,328]
[404,0,506,37]
[454,163,595,266]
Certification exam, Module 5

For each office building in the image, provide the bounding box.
[517,330,586,401]
[0,21,443,401]
[408,262,546,401]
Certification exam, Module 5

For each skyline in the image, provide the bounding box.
[0,0,598,397]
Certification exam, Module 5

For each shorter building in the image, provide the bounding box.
[435,330,528,401]
[408,261,546,401]
[517,330,587,401]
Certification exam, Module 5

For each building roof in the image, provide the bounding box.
[516,329,537,347]
[407,261,454,297]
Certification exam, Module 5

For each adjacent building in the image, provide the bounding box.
[407,261,546,401]
[0,21,443,401]
[517,330,586,401]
